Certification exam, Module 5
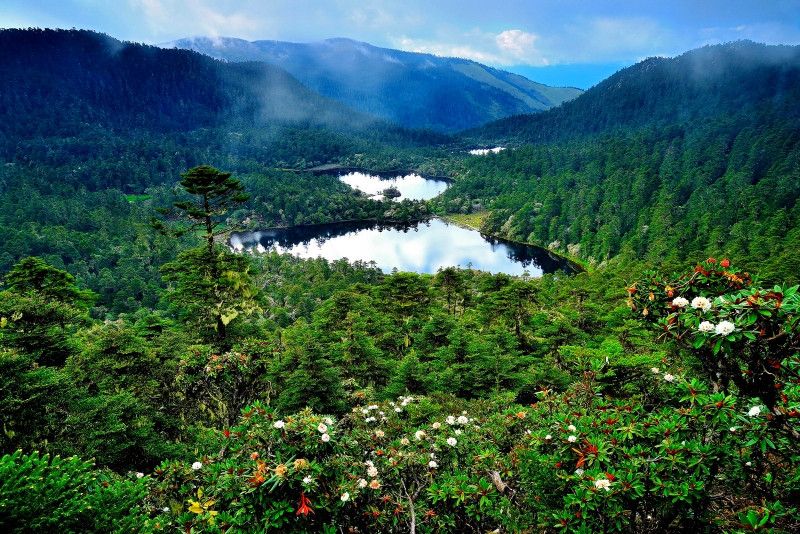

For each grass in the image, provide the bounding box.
[440,212,488,230]
[124,194,152,203]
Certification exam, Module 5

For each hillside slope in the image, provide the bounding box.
[0,28,375,140]
[437,42,800,281]
[474,41,800,143]
[164,36,582,131]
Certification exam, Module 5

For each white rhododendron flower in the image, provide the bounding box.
[447,437,457,446]
[575,468,584,476]
[358,478,368,488]
[135,472,144,479]
[715,320,735,336]
[691,296,712,312]
[663,373,675,382]
[567,424,577,432]
[748,406,762,417]
[432,422,442,429]
[191,461,202,470]
[428,460,438,468]
[567,435,577,443]
[375,430,385,438]
[545,434,552,440]
[698,321,715,333]
[317,423,328,433]
[321,433,331,442]
[367,465,379,478]
[446,416,456,425]
[454,429,463,435]
[729,427,737,432]
[341,492,350,502]
[324,417,334,425]
[651,367,660,374]
[302,476,313,485]
[273,420,285,429]
[594,479,612,491]
[672,296,689,308]
[457,415,469,425]
[395,407,402,413]
[400,437,410,445]
[415,430,426,440]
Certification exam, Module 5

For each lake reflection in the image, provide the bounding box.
[230,218,573,276]
[339,172,450,201]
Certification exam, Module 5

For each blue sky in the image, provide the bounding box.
[2,0,799,88]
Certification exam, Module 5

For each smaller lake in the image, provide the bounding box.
[230,218,573,276]
[339,171,450,201]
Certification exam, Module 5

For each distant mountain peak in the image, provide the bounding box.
[163,36,583,131]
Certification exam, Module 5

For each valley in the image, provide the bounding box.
[0,15,799,534]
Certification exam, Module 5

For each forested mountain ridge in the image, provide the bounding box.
[439,41,800,282]
[0,28,376,139]
[0,29,451,312]
[164,36,583,131]
[473,40,800,143]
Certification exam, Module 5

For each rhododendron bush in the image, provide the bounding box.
[628,258,800,428]
[126,372,798,532]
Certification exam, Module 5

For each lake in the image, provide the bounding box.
[230,218,574,276]
[338,171,450,201]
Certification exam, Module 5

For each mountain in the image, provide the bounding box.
[162,36,582,132]
[437,41,800,280]
[0,28,376,140]
[474,40,800,143]
[0,29,458,192]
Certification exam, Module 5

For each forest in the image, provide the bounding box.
[0,30,799,533]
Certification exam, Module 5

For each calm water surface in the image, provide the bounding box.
[230,218,573,276]
[339,172,450,201]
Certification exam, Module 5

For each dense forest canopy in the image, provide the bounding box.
[0,28,799,533]
[438,41,800,283]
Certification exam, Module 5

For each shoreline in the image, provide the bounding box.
[438,214,588,273]
[228,213,586,275]
[290,164,454,183]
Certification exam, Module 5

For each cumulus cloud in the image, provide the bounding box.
[395,28,548,66]
[496,29,537,58]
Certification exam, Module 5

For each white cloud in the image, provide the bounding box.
[496,29,536,57]
[130,0,264,40]
[394,28,548,66]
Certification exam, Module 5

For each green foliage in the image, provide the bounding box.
[630,258,800,422]
[439,102,800,283]
[0,257,93,365]
[161,247,261,344]
[0,450,146,533]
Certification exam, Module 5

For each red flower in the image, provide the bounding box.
[296,492,314,516]
[250,452,259,460]
[223,429,231,438]
[707,257,717,264]
[720,258,730,268]
[605,472,616,482]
